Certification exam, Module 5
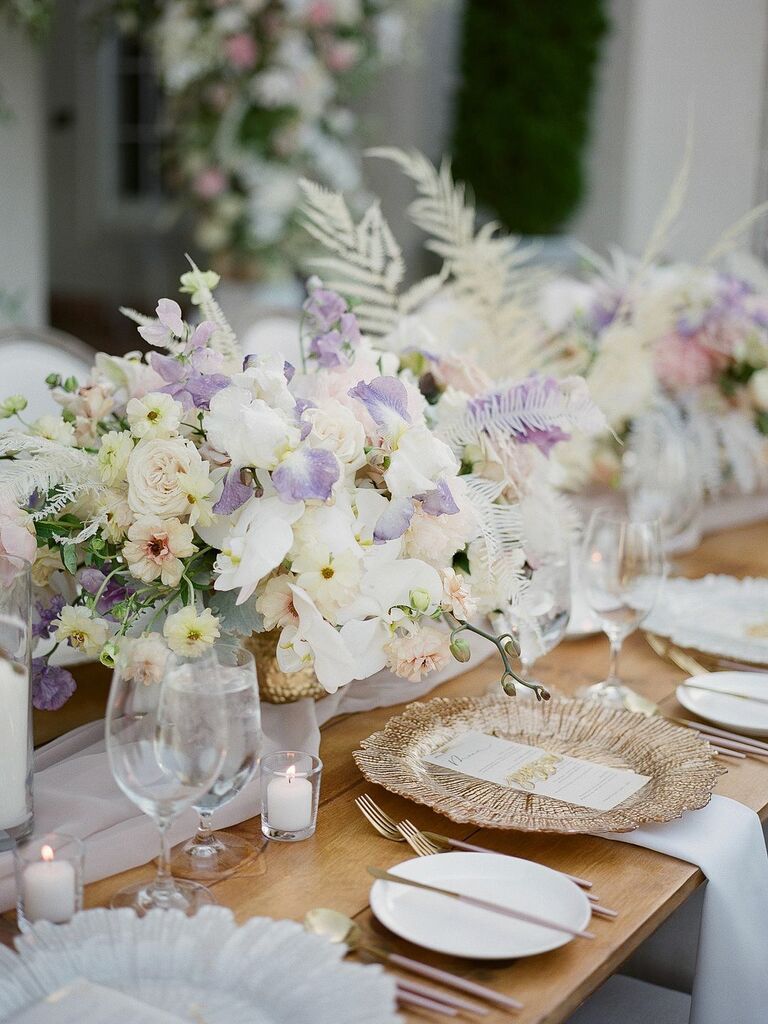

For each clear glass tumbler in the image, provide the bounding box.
[260,751,322,842]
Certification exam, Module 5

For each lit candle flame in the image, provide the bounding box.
[41,844,54,863]
[286,765,296,784]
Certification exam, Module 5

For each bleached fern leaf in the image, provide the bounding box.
[0,432,100,514]
[184,255,241,372]
[704,200,768,266]
[399,268,450,315]
[298,179,405,335]
[462,475,525,588]
[119,306,155,327]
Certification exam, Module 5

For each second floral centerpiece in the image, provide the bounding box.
[0,260,604,710]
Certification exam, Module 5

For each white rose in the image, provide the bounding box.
[204,385,300,470]
[749,368,768,411]
[304,400,366,470]
[127,437,205,518]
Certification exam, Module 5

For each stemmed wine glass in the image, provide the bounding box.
[578,509,665,707]
[491,557,571,691]
[171,643,263,879]
[106,641,229,915]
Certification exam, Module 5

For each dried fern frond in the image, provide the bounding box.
[463,475,526,589]
[184,255,242,372]
[703,201,768,266]
[0,431,101,516]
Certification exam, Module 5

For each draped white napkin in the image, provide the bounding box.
[599,794,768,1024]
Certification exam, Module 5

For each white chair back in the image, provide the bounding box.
[0,326,94,421]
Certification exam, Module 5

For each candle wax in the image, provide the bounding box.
[0,659,29,831]
[23,858,76,923]
[267,772,313,832]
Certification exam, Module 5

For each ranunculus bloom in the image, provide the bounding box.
[225,32,258,70]
[163,606,220,656]
[53,606,109,657]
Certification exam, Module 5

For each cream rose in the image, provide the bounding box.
[304,400,366,470]
[127,437,205,518]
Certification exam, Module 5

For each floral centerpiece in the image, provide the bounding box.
[0,252,604,710]
[105,0,406,279]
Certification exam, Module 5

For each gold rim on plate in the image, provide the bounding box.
[354,695,725,834]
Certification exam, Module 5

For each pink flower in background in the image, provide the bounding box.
[385,623,451,682]
[654,333,722,392]
[225,33,258,71]
[0,498,36,567]
[326,40,361,73]
[307,1,334,27]
[194,167,228,200]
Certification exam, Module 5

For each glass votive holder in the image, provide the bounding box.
[14,832,84,931]
[260,751,322,842]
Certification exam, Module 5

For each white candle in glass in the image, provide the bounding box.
[267,765,313,832]
[22,844,77,924]
[0,658,29,831]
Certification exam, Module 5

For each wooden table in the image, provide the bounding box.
[32,521,768,1023]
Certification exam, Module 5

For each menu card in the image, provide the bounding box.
[424,730,650,811]
[9,979,185,1024]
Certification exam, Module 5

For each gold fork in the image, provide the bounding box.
[355,793,404,841]
[398,820,619,921]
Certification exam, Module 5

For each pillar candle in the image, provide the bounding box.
[267,765,313,832]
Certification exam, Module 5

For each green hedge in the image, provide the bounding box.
[452,0,608,235]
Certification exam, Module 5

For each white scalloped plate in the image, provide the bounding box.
[644,575,768,664]
[0,908,399,1024]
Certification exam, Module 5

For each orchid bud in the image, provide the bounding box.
[409,588,431,612]
[449,636,471,663]
[504,637,521,658]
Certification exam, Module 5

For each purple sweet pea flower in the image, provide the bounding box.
[138,298,186,348]
[32,657,76,711]
[348,377,411,434]
[76,566,130,618]
[214,467,253,515]
[310,312,361,369]
[186,321,216,350]
[32,595,65,640]
[272,448,340,503]
[303,289,348,332]
[295,397,317,441]
[373,497,415,543]
[415,478,459,516]
[149,351,229,411]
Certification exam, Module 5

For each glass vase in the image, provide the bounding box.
[0,554,33,851]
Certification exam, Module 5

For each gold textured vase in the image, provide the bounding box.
[244,629,326,704]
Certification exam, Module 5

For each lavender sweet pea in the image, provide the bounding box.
[214,467,254,515]
[373,497,415,543]
[150,350,229,411]
[32,657,76,711]
[415,478,459,516]
[272,448,341,502]
[348,376,411,433]
[32,595,65,640]
[303,288,348,332]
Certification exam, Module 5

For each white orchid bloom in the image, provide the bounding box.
[214,495,305,604]
[277,585,356,692]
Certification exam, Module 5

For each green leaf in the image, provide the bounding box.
[207,590,264,637]
[453,549,471,575]
[61,544,78,575]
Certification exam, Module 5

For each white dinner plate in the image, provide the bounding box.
[369,851,591,960]
[676,672,768,737]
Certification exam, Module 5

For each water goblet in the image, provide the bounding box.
[105,640,229,915]
[578,509,665,707]
[171,643,263,879]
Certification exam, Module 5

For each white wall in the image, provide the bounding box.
[0,24,47,325]
[572,0,768,261]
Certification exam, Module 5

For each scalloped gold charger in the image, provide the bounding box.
[354,695,725,834]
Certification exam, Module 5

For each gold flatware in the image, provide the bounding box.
[354,793,403,842]
[399,821,618,920]
[368,867,595,940]
[305,908,520,1012]
[646,633,710,676]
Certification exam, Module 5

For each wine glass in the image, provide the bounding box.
[578,509,665,707]
[105,641,229,915]
[623,404,703,555]
[171,643,263,879]
[491,557,571,692]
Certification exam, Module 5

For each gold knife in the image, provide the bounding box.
[367,867,594,939]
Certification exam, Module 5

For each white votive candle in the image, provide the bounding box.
[267,765,313,832]
[22,844,76,924]
[0,658,29,831]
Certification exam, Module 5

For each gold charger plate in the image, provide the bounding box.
[354,695,725,834]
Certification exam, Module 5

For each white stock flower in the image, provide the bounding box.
[53,605,109,656]
[126,392,184,439]
[163,606,220,656]
[204,385,300,470]
[304,400,366,471]
[440,567,476,620]
[98,431,134,487]
[127,437,207,518]
[384,623,451,682]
